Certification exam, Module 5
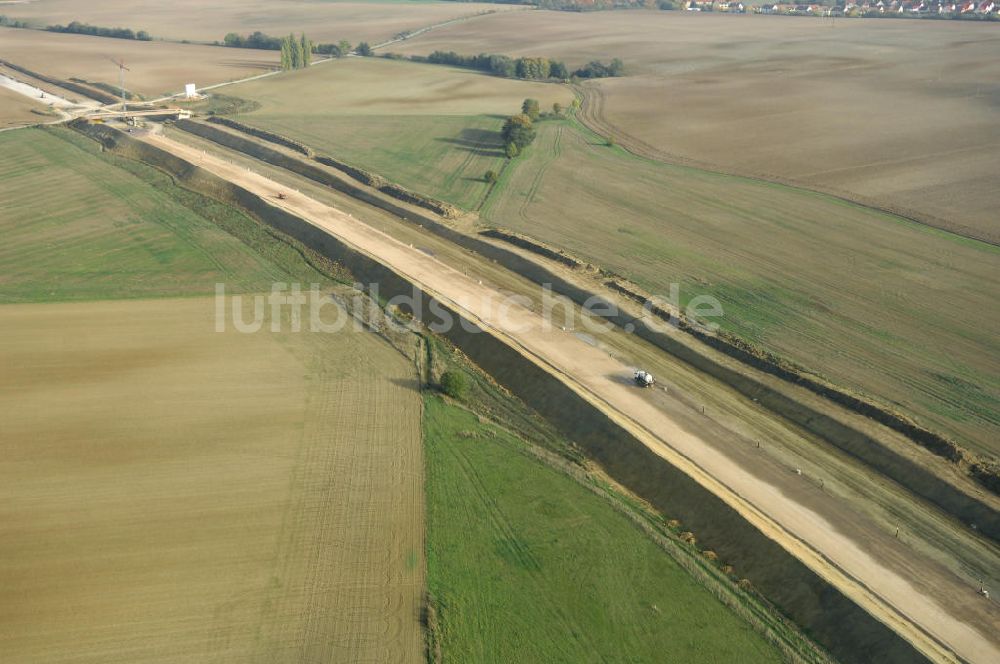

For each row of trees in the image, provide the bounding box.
[573,58,625,78]
[412,50,623,80]
[449,0,650,10]
[47,21,151,41]
[0,15,29,28]
[314,40,355,57]
[222,31,356,58]
[223,31,282,50]
[280,33,312,70]
[420,50,569,80]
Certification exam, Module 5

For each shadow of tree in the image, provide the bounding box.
[436,127,505,157]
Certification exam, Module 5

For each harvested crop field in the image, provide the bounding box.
[0,127,289,302]
[0,296,424,663]
[482,118,1000,456]
[0,28,278,99]
[226,57,573,207]
[396,11,1000,242]
[0,0,518,44]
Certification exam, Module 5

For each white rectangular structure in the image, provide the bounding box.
[184,83,197,98]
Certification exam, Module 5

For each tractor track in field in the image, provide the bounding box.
[445,438,610,661]
[248,330,424,663]
[516,124,562,225]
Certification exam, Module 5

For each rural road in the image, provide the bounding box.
[143,131,1000,664]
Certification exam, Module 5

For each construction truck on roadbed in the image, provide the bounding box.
[634,369,654,388]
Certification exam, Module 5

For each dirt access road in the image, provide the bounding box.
[141,131,999,664]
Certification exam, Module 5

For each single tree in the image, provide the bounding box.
[286,34,299,68]
[505,142,520,159]
[280,38,292,70]
[549,61,569,79]
[484,169,498,183]
[300,33,312,67]
[294,36,305,68]
[440,371,467,399]
[357,41,372,57]
[521,98,540,121]
[552,102,563,116]
[338,39,352,57]
[502,113,536,151]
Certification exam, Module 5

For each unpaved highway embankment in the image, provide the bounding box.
[168,116,1000,543]
[74,122,999,664]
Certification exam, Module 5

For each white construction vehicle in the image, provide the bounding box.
[633,369,655,388]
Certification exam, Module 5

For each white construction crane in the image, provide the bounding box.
[110,57,130,113]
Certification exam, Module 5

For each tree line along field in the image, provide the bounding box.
[223,56,573,209]
[391,10,1000,243]
[0,0,516,45]
[0,28,279,99]
[423,395,790,663]
[480,116,1000,457]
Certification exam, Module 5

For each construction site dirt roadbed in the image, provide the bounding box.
[93,126,998,664]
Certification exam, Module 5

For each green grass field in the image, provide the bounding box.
[423,394,787,663]
[244,113,507,210]
[0,128,334,303]
[481,117,1000,457]
[223,57,573,209]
